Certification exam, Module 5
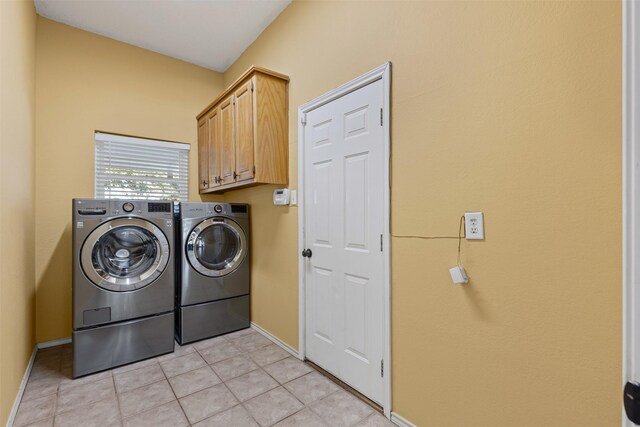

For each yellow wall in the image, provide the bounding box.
[223,1,622,425]
[0,0,36,423]
[34,18,224,342]
[30,1,622,425]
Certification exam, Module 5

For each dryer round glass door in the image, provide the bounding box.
[186,218,247,277]
[80,218,170,292]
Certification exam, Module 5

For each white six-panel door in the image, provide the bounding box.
[303,79,384,404]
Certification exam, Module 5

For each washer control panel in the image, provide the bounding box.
[148,202,171,213]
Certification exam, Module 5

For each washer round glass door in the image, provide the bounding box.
[186,218,247,277]
[81,218,170,292]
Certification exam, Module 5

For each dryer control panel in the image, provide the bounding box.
[148,202,171,213]
[178,202,249,219]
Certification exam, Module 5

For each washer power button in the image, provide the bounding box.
[122,202,134,212]
[214,205,223,213]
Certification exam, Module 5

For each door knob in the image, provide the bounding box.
[301,249,312,258]
[625,382,640,424]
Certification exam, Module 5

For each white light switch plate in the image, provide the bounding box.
[290,190,297,206]
[464,212,484,240]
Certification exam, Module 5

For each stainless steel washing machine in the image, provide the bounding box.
[72,199,175,377]
[176,202,250,344]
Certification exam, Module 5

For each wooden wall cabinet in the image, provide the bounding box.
[197,66,289,193]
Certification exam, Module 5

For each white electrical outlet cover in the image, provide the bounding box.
[464,212,484,240]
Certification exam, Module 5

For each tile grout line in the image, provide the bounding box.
[237,401,262,426]
[54,376,115,417]
[203,382,245,424]
[158,349,191,427]
[112,373,125,426]
[17,347,62,427]
[51,349,60,427]
[129,350,226,402]
[221,349,298,426]
[248,327,386,425]
[309,389,376,427]
[52,347,66,426]
[207,343,266,426]
[220,368,269,425]
[165,335,263,425]
[263,370,315,427]
[221,350,309,426]
[53,349,64,426]
[190,332,286,426]
[15,348,58,427]
[117,377,174,421]
[159,351,207,375]
[233,333,273,426]
[210,358,260,382]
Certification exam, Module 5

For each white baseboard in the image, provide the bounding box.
[391,412,417,427]
[250,323,408,424]
[250,322,301,360]
[37,337,71,349]
[5,346,37,427]
[6,337,71,426]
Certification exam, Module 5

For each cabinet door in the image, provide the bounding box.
[219,95,235,185]
[207,107,221,187]
[197,116,209,191]
[234,79,255,182]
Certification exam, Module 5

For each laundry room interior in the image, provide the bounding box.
[0,0,627,426]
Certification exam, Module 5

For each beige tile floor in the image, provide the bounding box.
[13,328,394,427]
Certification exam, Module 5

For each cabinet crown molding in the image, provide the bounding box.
[197,66,289,120]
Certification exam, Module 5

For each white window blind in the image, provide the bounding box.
[95,132,190,201]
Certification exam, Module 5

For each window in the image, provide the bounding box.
[95,132,190,201]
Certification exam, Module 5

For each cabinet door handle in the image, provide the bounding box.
[202,180,207,187]
[233,171,238,180]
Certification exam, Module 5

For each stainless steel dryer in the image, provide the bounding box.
[176,202,250,344]
[72,199,175,377]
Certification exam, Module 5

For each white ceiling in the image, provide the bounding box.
[34,0,291,72]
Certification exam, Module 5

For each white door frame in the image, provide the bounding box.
[297,62,392,417]
[624,1,639,426]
